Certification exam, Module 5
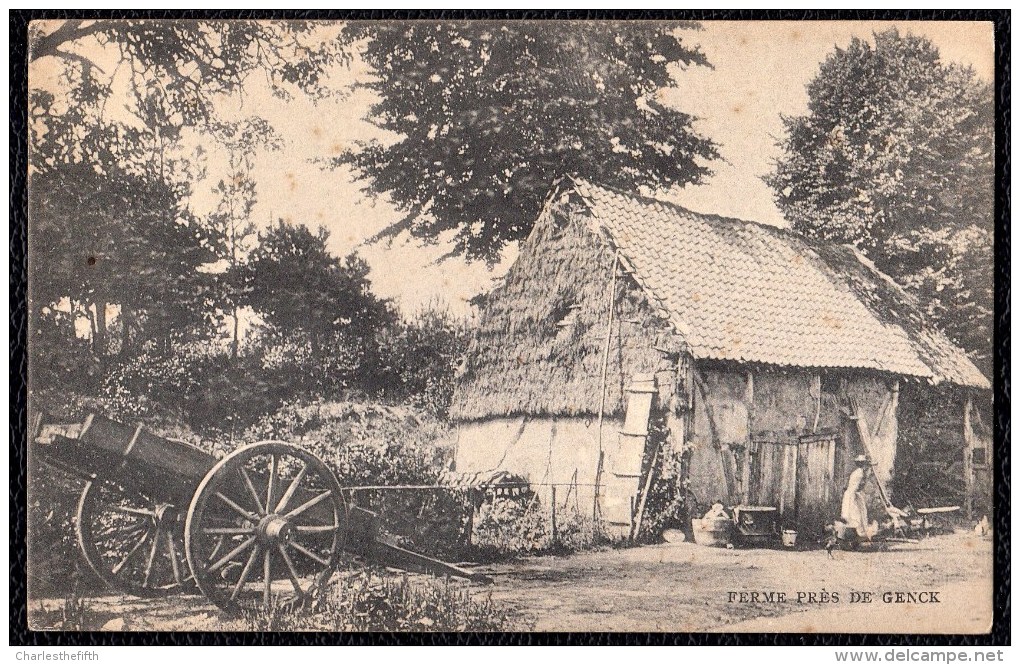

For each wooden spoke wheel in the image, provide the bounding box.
[184,442,345,614]
[76,479,192,597]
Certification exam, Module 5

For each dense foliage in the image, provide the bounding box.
[30,20,347,124]
[239,568,528,632]
[376,305,471,416]
[766,28,994,374]
[245,221,396,360]
[339,21,719,262]
[30,162,217,355]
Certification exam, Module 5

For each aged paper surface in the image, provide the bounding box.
[25,19,995,633]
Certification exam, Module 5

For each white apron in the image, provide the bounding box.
[840,467,869,533]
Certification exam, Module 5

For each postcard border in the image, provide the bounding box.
[8,7,1010,647]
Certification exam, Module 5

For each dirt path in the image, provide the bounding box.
[28,531,992,633]
[477,530,992,633]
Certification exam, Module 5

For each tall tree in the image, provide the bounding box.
[337,21,719,262]
[29,20,348,124]
[245,221,395,356]
[30,72,216,356]
[29,19,347,359]
[207,117,283,357]
[765,28,994,373]
[29,156,217,356]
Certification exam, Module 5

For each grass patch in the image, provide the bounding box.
[29,584,104,631]
[234,568,530,632]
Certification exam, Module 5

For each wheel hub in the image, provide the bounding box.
[154,503,179,526]
[257,514,293,544]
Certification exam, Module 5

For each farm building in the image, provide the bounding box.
[449,177,992,539]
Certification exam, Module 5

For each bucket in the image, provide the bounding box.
[781,529,798,547]
[691,517,733,547]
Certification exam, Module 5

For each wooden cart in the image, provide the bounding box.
[32,413,486,614]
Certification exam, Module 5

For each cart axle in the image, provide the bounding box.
[258,515,293,543]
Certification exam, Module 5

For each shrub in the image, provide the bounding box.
[471,496,550,556]
[375,305,469,416]
[240,400,452,485]
[26,461,90,598]
[30,309,102,396]
[470,495,610,558]
[640,446,694,541]
[235,567,528,632]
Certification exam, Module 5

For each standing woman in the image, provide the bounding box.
[841,455,872,541]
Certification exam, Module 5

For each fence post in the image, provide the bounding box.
[464,495,475,548]
[550,486,558,546]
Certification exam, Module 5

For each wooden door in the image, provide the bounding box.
[795,433,838,537]
[748,436,798,522]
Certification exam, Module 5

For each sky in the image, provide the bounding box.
[32,20,995,320]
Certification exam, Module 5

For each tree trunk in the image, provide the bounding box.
[94,300,107,356]
[231,305,240,359]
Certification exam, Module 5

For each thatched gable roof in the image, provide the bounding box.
[450,192,680,422]
[449,180,988,422]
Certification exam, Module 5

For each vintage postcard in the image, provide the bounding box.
[22,18,998,635]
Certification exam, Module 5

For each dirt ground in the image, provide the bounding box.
[28,530,993,634]
[480,530,993,633]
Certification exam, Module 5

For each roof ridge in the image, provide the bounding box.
[567,174,806,239]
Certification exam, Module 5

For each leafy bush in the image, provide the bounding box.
[95,343,287,437]
[30,309,102,396]
[640,446,695,541]
[471,496,549,556]
[250,325,379,402]
[27,462,91,597]
[235,567,528,632]
[98,345,211,422]
[240,400,452,484]
[470,495,609,558]
[375,305,469,416]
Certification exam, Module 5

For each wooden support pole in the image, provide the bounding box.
[746,371,755,437]
[744,371,755,502]
[811,374,822,433]
[593,250,620,520]
[693,370,733,502]
[630,443,661,542]
[464,503,475,547]
[963,391,974,521]
[848,396,900,530]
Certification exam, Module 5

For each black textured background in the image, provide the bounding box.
[8,8,1011,647]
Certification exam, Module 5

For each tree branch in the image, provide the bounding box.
[49,48,106,77]
[31,20,105,62]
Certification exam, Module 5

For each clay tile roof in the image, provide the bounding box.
[568,177,989,389]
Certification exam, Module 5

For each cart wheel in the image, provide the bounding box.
[184,442,345,614]
[76,479,192,597]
